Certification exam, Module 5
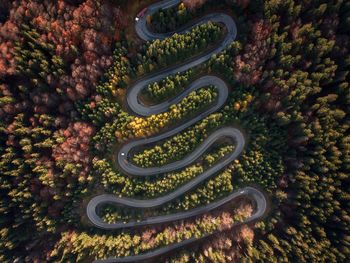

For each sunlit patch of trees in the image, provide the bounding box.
[143,69,194,103]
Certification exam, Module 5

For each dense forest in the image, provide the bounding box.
[0,0,349,262]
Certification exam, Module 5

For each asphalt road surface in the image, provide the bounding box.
[93,187,267,263]
[87,0,268,261]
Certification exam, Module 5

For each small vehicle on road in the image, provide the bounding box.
[135,7,148,21]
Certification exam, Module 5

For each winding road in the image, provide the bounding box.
[87,0,268,262]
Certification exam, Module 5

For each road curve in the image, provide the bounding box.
[88,128,244,212]
[130,11,237,116]
[87,0,268,262]
[93,187,266,263]
[88,186,266,230]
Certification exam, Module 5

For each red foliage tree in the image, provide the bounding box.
[0,0,127,100]
[183,0,207,10]
[0,20,18,77]
[233,20,271,85]
[53,121,95,179]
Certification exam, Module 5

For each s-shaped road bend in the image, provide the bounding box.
[87,0,268,262]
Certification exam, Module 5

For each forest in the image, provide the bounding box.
[0,0,349,262]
